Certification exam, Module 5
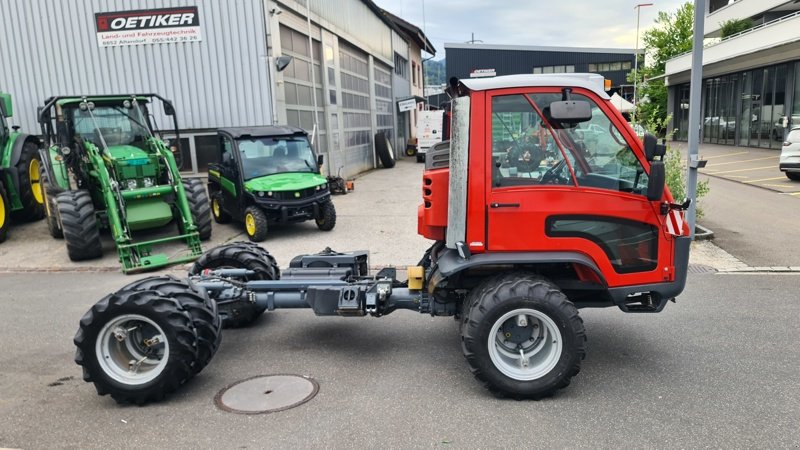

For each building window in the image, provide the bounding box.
[566,65,575,73]
[543,66,554,74]
[412,61,417,86]
[533,67,542,74]
[394,53,408,79]
[588,64,597,72]
[622,61,632,70]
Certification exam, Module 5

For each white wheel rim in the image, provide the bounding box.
[487,308,563,381]
[96,314,170,385]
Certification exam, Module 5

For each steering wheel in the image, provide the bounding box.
[539,159,570,185]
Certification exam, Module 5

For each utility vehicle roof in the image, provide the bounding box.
[219,126,307,139]
[460,74,610,99]
[54,96,150,106]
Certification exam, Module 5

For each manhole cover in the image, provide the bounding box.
[214,374,319,414]
[688,264,717,274]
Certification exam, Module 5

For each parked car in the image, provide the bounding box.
[779,126,800,180]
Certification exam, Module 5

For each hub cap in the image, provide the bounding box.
[0,191,6,228]
[212,199,220,218]
[487,308,562,381]
[29,159,43,204]
[95,314,170,385]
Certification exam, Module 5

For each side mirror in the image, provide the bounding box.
[0,93,11,117]
[316,154,324,167]
[37,106,49,124]
[643,133,666,161]
[275,55,293,72]
[548,100,592,123]
[163,101,175,116]
[647,160,665,201]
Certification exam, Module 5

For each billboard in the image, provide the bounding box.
[95,7,202,47]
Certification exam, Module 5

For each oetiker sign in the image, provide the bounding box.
[95,6,202,48]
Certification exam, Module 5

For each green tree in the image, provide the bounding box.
[719,18,753,38]
[629,2,694,135]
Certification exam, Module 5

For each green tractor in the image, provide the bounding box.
[0,92,45,242]
[208,126,336,241]
[38,94,211,273]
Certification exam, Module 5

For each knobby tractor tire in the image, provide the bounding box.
[11,141,45,222]
[56,190,102,261]
[210,192,232,224]
[0,181,9,243]
[374,131,396,168]
[120,275,222,376]
[73,289,199,405]
[182,178,212,241]
[189,242,280,328]
[315,200,336,231]
[39,164,63,239]
[461,273,586,400]
[243,206,268,242]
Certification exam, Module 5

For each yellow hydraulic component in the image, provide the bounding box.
[407,266,424,290]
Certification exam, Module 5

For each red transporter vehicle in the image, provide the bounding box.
[74,74,691,405]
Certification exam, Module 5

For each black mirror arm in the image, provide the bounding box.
[660,198,692,214]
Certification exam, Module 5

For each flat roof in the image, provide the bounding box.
[445,42,642,55]
[460,74,610,99]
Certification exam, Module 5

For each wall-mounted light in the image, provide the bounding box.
[275,55,293,72]
[269,8,282,16]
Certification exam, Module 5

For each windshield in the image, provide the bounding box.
[71,105,151,147]
[237,136,317,179]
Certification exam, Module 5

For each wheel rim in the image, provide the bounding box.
[212,198,220,218]
[487,308,563,381]
[29,159,44,204]
[245,213,256,236]
[95,314,170,385]
[0,191,6,229]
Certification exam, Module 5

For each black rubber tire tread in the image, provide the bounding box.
[120,275,222,375]
[56,190,102,261]
[182,178,212,241]
[243,206,268,242]
[39,164,63,239]
[0,181,9,243]
[188,242,280,328]
[11,140,45,222]
[210,191,232,224]
[315,200,336,231]
[461,272,586,400]
[374,132,396,168]
[73,289,198,405]
[786,172,800,181]
[416,154,425,163]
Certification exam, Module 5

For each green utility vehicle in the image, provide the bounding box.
[208,126,336,241]
[0,92,44,242]
[38,94,211,272]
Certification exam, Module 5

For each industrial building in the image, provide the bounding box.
[0,0,434,178]
[665,0,800,148]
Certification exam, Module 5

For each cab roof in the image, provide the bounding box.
[460,74,610,99]
[218,126,307,139]
[53,96,150,106]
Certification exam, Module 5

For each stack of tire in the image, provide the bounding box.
[74,275,222,405]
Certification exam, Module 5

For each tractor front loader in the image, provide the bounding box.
[0,92,45,242]
[38,94,211,272]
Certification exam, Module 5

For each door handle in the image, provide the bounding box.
[490,202,520,208]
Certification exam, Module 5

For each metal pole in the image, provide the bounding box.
[633,3,653,119]
[686,0,705,238]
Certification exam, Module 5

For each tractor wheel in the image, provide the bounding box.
[210,192,231,224]
[73,288,199,405]
[786,172,800,181]
[461,273,585,400]
[0,181,9,243]
[374,132,396,168]
[39,164,63,239]
[189,242,280,328]
[10,141,45,222]
[315,200,336,231]
[56,190,103,261]
[243,206,268,242]
[182,179,212,241]
[120,275,221,376]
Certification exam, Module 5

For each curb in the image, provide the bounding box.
[694,223,714,241]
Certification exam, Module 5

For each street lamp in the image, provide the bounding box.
[633,2,654,120]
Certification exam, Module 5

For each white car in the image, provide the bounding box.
[779,127,800,180]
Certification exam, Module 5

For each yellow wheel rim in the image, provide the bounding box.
[212,199,220,218]
[245,213,256,236]
[0,190,6,229]
[29,159,44,204]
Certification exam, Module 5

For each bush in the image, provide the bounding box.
[720,18,753,38]
[664,146,710,218]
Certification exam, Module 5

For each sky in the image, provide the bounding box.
[373,0,690,59]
